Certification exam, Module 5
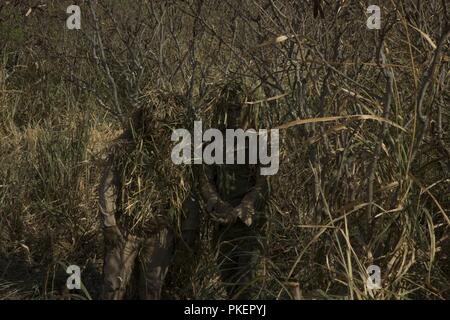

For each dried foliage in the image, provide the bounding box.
[0,0,448,299]
[111,92,193,236]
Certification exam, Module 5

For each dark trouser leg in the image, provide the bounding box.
[138,228,175,300]
[214,220,262,299]
[165,196,201,298]
[180,196,201,252]
[101,235,140,300]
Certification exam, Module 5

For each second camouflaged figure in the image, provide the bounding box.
[200,82,269,299]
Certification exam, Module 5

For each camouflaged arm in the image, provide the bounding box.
[199,166,221,206]
[234,175,269,226]
[99,160,119,228]
[242,174,269,209]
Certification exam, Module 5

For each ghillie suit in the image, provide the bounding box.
[99,92,198,299]
[200,81,269,299]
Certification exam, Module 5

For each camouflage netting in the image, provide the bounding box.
[208,80,268,131]
[111,91,193,237]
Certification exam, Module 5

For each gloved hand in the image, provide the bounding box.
[233,199,256,227]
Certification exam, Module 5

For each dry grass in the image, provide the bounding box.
[0,0,449,300]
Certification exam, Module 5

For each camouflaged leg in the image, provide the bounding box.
[101,234,141,300]
[214,218,263,299]
[137,228,175,300]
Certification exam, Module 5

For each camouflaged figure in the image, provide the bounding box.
[99,94,199,299]
[200,82,269,299]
